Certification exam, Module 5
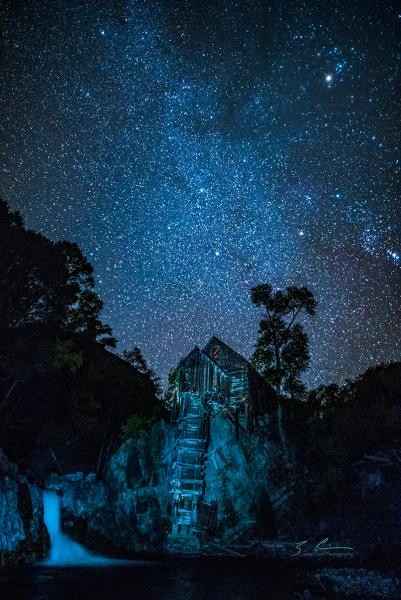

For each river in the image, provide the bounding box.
[3,560,302,600]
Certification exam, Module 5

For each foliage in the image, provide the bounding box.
[52,338,84,373]
[251,283,316,399]
[56,241,116,347]
[292,362,401,549]
[122,347,147,372]
[163,367,180,415]
[304,383,342,415]
[0,200,73,334]
[0,331,161,476]
[297,364,401,464]
[122,414,154,440]
[0,199,162,476]
[168,367,180,388]
[121,346,161,396]
[0,199,114,346]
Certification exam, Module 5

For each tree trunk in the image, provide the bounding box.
[275,368,292,468]
[277,401,289,460]
[274,350,290,464]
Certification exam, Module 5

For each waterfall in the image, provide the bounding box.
[42,490,128,566]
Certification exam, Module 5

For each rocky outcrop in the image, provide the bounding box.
[46,421,174,556]
[203,412,293,541]
[45,413,294,556]
[0,450,49,567]
[308,568,401,598]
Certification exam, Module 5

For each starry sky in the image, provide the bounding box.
[1,1,400,388]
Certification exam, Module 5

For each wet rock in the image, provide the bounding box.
[0,449,49,567]
[45,421,174,556]
[309,568,401,598]
[45,411,295,556]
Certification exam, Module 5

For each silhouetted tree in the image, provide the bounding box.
[251,283,316,456]
[0,199,161,478]
[121,346,161,396]
[56,241,116,347]
[0,200,73,335]
[0,200,115,346]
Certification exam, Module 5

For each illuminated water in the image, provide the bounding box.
[42,490,129,567]
[2,491,302,598]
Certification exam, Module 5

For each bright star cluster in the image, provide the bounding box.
[1,1,400,387]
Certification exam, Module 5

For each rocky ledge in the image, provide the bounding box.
[45,422,173,557]
[0,449,49,567]
[292,568,401,599]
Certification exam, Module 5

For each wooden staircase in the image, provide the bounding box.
[167,392,208,551]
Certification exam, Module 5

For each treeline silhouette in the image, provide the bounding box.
[0,200,162,478]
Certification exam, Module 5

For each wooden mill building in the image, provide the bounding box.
[168,336,276,548]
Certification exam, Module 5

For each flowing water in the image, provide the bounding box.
[1,491,302,599]
[42,490,129,567]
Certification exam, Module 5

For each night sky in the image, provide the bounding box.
[1,1,400,387]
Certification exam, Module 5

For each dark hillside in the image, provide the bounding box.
[0,327,161,478]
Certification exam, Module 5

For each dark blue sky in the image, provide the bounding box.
[1,1,400,385]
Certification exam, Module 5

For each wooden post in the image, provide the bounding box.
[235,407,240,441]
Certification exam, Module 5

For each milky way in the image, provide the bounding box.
[1,1,400,386]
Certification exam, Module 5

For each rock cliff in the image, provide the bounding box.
[46,421,174,557]
[0,450,49,567]
[44,414,293,556]
[203,412,293,541]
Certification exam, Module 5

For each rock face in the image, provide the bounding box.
[46,421,174,556]
[45,412,293,556]
[203,413,292,542]
[0,450,49,567]
[38,332,295,558]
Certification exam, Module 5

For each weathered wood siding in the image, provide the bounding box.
[178,346,230,400]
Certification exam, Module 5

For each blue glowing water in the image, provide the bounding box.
[42,490,129,567]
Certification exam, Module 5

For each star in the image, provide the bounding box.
[1,0,400,390]
[387,250,400,264]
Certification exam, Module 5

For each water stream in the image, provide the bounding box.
[42,490,128,566]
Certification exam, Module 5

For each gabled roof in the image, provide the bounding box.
[203,335,251,369]
[178,344,229,377]
[203,336,277,398]
[176,337,277,413]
